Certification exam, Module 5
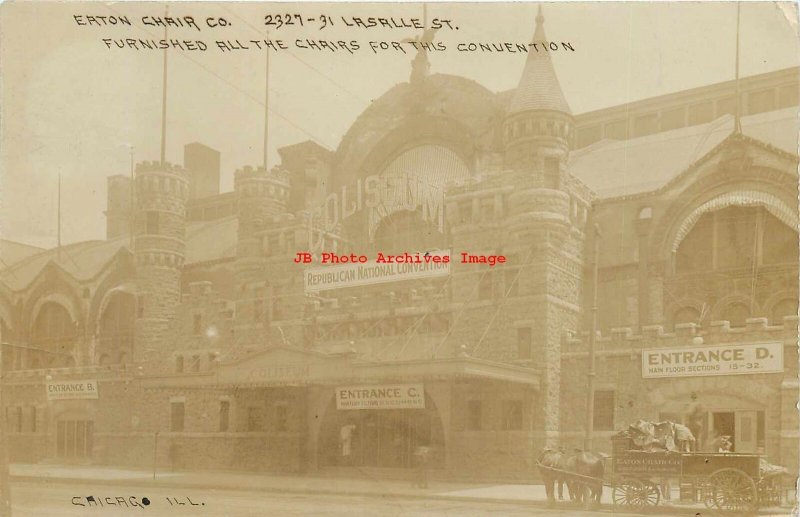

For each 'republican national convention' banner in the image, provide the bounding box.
[304,251,450,292]
[642,342,783,379]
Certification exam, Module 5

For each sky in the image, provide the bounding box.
[1,1,798,248]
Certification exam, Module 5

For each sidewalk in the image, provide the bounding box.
[10,463,795,515]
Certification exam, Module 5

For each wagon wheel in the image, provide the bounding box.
[709,468,758,513]
[612,478,640,508]
[641,480,661,507]
[613,478,656,510]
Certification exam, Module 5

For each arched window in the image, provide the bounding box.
[676,206,798,273]
[723,303,750,328]
[771,298,798,323]
[1,319,16,371]
[762,214,799,265]
[97,292,135,365]
[31,302,76,368]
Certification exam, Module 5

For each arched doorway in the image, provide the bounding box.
[317,391,445,469]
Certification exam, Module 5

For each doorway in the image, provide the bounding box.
[318,393,445,468]
[710,411,762,453]
[56,420,94,459]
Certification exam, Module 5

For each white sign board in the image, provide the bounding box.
[642,342,783,379]
[336,383,425,410]
[46,380,99,400]
[304,251,449,292]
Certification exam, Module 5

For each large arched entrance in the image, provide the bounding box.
[317,391,445,469]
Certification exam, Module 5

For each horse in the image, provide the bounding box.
[536,449,574,504]
[572,450,605,508]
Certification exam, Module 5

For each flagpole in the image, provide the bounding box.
[263,32,270,170]
[160,6,169,166]
[130,146,135,248]
[734,1,742,134]
[57,173,62,262]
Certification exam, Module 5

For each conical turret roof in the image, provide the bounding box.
[509,6,571,115]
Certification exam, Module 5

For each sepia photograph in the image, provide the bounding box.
[0,1,798,516]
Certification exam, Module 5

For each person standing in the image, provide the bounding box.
[413,444,431,488]
[339,423,357,466]
[685,393,706,451]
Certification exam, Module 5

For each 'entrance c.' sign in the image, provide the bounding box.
[336,383,425,410]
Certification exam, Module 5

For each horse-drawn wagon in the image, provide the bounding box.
[537,420,788,513]
[609,423,787,512]
[611,448,783,512]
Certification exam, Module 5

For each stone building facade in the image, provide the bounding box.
[1,11,797,481]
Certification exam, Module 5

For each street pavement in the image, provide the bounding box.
[10,481,656,517]
[7,463,797,516]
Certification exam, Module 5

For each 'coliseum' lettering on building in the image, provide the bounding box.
[246,364,310,381]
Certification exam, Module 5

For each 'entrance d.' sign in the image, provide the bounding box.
[642,342,783,379]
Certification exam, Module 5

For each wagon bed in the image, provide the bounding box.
[537,450,784,512]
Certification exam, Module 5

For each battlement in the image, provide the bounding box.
[503,110,574,147]
[135,160,190,178]
[234,165,290,185]
[564,315,799,352]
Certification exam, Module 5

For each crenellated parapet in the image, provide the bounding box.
[235,165,291,246]
[503,111,574,169]
[564,315,799,354]
[135,161,190,212]
[234,165,290,201]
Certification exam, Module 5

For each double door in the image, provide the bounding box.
[56,420,93,459]
[712,410,759,453]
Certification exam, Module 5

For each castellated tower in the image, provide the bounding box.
[133,161,189,366]
[502,7,589,448]
[233,165,290,347]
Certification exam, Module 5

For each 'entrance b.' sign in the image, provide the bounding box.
[46,380,99,400]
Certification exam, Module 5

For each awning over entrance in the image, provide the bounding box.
[142,345,540,389]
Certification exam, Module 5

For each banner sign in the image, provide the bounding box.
[613,451,682,476]
[336,383,425,410]
[642,342,783,379]
[46,380,99,400]
[304,251,449,292]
